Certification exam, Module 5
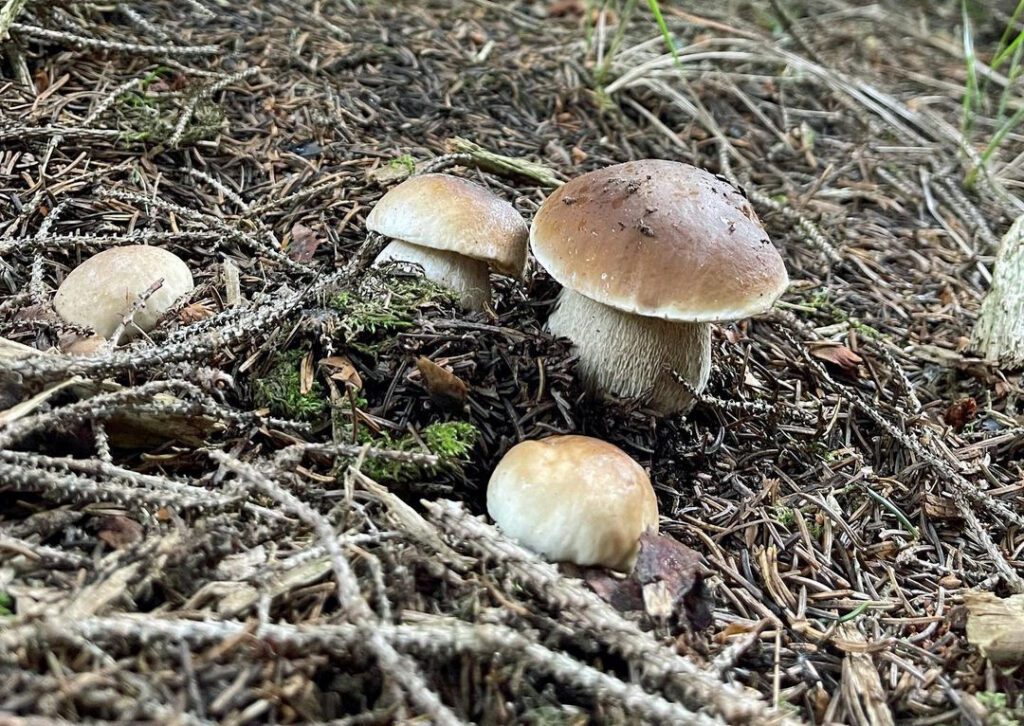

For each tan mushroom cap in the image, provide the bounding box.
[54,245,194,339]
[530,159,789,323]
[486,435,659,572]
[366,173,528,277]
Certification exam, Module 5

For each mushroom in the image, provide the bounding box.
[54,245,194,340]
[366,173,528,311]
[486,434,659,572]
[530,159,788,415]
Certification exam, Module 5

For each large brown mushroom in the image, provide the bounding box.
[530,159,789,414]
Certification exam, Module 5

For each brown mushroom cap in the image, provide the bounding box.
[486,434,659,572]
[530,159,788,323]
[366,173,528,277]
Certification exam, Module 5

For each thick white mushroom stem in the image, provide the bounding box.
[547,288,710,415]
[373,239,490,312]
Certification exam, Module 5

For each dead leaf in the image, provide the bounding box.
[97,516,144,549]
[939,574,962,589]
[965,590,1024,666]
[300,351,315,395]
[320,355,362,389]
[714,621,757,645]
[547,0,586,17]
[415,356,468,411]
[287,223,322,263]
[179,301,215,324]
[633,531,713,631]
[13,303,60,325]
[584,569,644,611]
[810,343,863,374]
[943,397,978,432]
[34,68,49,94]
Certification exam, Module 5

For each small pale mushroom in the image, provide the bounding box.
[366,173,528,311]
[53,245,194,340]
[529,159,789,415]
[486,434,659,573]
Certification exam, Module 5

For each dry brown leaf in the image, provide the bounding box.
[320,355,362,389]
[713,621,756,644]
[300,351,315,395]
[547,0,586,17]
[943,397,978,432]
[633,531,713,630]
[583,569,643,611]
[415,356,469,411]
[287,222,322,263]
[97,516,144,549]
[179,301,215,324]
[810,343,863,373]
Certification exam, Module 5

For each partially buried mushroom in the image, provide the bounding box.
[366,173,528,311]
[54,245,194,342]
[486,435,659,573]
[530,159,788,415]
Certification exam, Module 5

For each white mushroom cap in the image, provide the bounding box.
[53,246,194,339]
[486,435,659,572]
[366,173,528,277]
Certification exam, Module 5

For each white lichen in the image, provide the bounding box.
[373,239,490,312]
[546,288,710,414]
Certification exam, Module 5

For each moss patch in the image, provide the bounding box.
[330,274,457,355]
[252,349,327,422]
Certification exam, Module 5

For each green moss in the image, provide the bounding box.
[252,349,327,422]
[978,692,1022,726]
[390,153,417,173]
[329,275,456,354]
[0,592,11,616]
[362,421,479,484]
[801,291,882,340]
[769,505,795,527]
[112,74,224,147]
[422,421,477,459]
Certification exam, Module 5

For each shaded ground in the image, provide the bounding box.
[1,0,1023,723]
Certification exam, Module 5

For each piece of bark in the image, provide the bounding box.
[965,590,1024,666]
[972,214,1024,368]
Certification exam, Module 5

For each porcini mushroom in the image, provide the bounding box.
[486,434,659,572]
[366,173,528,311]
[529,159,788,414]
[54,245,194,340]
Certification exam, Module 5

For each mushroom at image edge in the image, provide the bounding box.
[366,173,529,311]
[529,159,789,415]
[486,435,659,573]
[53,245,195,341]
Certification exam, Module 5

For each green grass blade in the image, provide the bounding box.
[981,101,1024,168]
[991,0,1024,70]
[996,38,1024,120]
[861,486,920,540]
[646,0,681,68]
[962,0,981,141]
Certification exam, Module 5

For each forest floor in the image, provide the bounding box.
[1,1,1023,724]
